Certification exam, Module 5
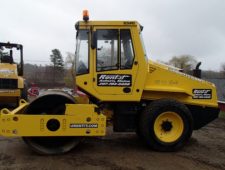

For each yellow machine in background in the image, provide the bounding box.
[0,11,219,155]
[0,42,27,107]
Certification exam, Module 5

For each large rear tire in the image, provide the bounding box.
[139,99,193,151]
[22,92,81,155]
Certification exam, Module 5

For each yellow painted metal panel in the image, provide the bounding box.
[142,61,218,108]
[0,103,106,137]
[0,63,18,79]
[0,89,20,97]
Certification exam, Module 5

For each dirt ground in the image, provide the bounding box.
[0,118,225,170]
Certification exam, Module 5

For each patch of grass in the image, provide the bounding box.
[219,111,225,118]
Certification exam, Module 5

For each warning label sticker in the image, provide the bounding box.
[97,74,132,86]
[192,89,212,99]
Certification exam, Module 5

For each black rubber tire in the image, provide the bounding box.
[139,99,193,152]
[135,125,145,140]
[22,92,81,155]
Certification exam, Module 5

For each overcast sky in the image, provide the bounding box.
[1,0,225,70]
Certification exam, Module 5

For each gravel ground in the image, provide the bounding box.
[0,118,224,170]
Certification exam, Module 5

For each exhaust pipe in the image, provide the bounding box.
[193,62,202,78]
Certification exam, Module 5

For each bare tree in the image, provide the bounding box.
[168,55,197,72]
[65,52,76,89]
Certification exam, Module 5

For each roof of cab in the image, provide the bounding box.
[77,21,140,27]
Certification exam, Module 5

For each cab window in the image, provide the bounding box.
[120,30,134,69]
[96,30,118,71]
[75,30,89,75]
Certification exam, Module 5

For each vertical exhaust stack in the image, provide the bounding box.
[193,62,202,78]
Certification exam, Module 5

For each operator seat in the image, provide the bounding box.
[1,55,14,64]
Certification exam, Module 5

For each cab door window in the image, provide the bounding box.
[75,30,89,75]
[96,30,118,71]
[120,30,134,69]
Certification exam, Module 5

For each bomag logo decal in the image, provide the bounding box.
[0,90,16,93]
[70,124,98,128]
[97,74,132,86]
[192,89,212,99]
[0,70,14,74]
[123,22,135,25]
[0,69,15,77]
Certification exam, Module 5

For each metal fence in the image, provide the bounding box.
[205,78,225,101]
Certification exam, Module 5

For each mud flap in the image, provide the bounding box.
[187,105,219,130]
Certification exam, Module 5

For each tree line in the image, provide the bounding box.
[23,51,225,89]
[24,49,75,88]
[159,55,225,79]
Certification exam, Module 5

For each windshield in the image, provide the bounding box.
[0,47,20,64]
[139,32,148,61]
[75,30,89,75]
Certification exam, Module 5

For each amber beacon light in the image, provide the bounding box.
[83,10,89,21]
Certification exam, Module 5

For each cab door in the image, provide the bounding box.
[93,27,138,96]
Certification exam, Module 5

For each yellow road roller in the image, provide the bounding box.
[0,11,219,155]
[0,42,27,107]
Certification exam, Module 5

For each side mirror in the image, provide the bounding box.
[91,31,97,49]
